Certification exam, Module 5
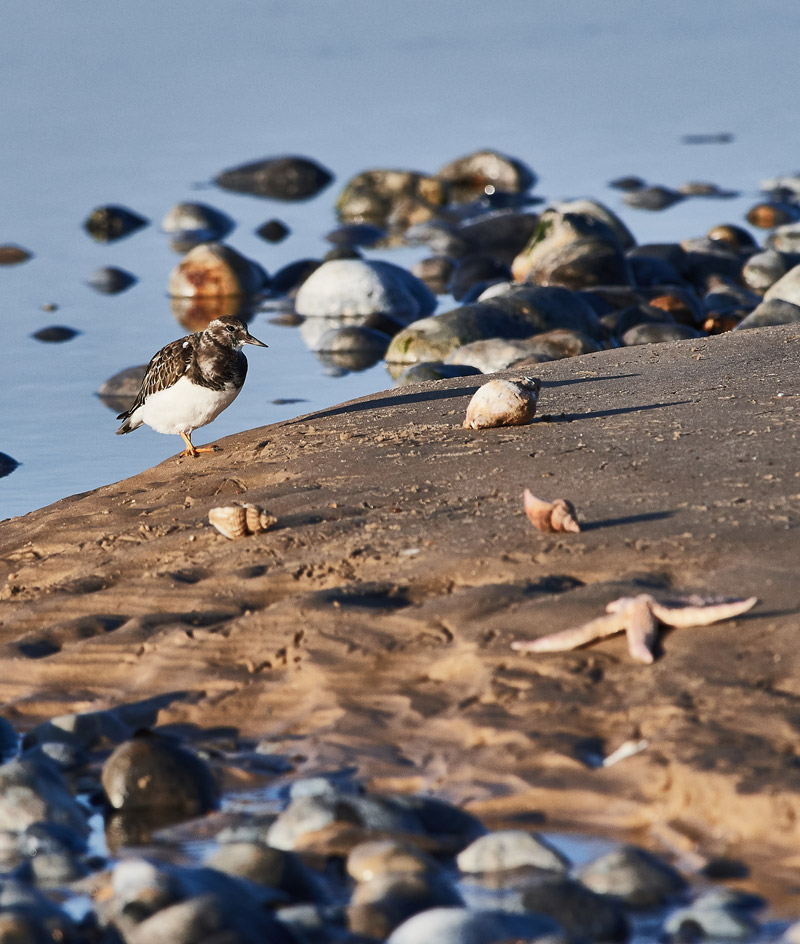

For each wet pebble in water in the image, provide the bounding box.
[270,258,321,295]
[31,325,80,342]
[746,201,800,229]
[97,364,148,413]
[336,168,447,229]
[161,201,234,251]
[325,222,386,248]
[83,204,148,242]
[101,730,219,817]
[411,255,454,294]
[0,755,89,836]
[0,452,19,480]
[255,218,290,243]
[576,843,687,907]
[385,906,560,944]
[741,249,792,293]
[622,185,685,211]
[87,265,137,294]
[215,154,333,201]
[168,242,268,298]
[456,829,570,874]
[436,148,538,204]
[349,872,465,939]
[0,243,32,264]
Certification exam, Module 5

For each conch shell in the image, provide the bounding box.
[463,377,541,429]
[208,504,277,540]
[523,489,580,533]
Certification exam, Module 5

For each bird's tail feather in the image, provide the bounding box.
[115,412,140,435]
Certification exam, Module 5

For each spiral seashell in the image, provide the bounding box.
[523,489,580,533]
[463,377,541,430]
[208,504,277,540]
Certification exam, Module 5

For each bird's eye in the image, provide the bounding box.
[226,325,235,333]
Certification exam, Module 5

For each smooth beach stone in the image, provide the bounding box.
[457,830,570,875]
[31,325,79,342]
[577,845,687,907]
[448,255,512,301]
[83,204,148,242]
[436,149,537,202]
[446,338,553,373]
[161,201,234,251]
[336,168,447,226]
[734,298,800,330]
[479,283,604,339]
[349,873,464,939]
[707,223,757,250]
[270,258,320,295]
[168,242,267,297]
[621,322,705,345]
[24,708,131,752]
[0,453,18,480]
[255,218,290,243]
[405,219,474,257]
[742,249,791,293]
[385,906,560,944]
[205,841,322,901]
[325,222,386,247]
[663,892,760,940]
[347,839,442,882]
[679,180,738,198]
[412,255,455,294]
[313,325,391,357]
[393,362,482,385]
[702,277,760,314]
[266,792,426,852]
[457,210,540,264]
[600,304,675,339]
[622,185,685,211]
[763,263,800,305]
[295,258,435,321]
[679,237,746,285]
[391,794,486,847]
[101,731,219,815]
[519,876,629,942]
[0,756,89,835]
[386,194,441,230]
[0,244,32,265]
[766,223,800,253]
[215,154,333,201]
[87,265,137,294]
[97,364,148,413]
[746,201,800,229]
[644,288,705,326]
[628,252,684,287]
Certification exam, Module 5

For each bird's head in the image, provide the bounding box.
[206,316,268,350]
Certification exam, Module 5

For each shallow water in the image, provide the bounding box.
[2,0,800,518]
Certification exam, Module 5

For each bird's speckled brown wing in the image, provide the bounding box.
[116,336,196,419]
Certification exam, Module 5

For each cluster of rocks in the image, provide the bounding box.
[0,708,791,942]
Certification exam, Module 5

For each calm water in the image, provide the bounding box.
[3,0,800,518]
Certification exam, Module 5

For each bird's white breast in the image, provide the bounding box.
[137,376,242,435]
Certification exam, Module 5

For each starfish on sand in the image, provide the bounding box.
[511,593,758,665]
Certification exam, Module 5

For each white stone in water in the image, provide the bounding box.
[294,259,435,321]
[456,829,570,874]
[386,906,559,944]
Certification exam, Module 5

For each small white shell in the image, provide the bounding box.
[523,490,581,533]
[463,377,541,429]
[208,504,277,540]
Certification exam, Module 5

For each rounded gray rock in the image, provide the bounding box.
[386,906,560,944]
[457,830,570,874]
[576,844,687,907]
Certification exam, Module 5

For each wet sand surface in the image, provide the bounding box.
[2,325,799,893]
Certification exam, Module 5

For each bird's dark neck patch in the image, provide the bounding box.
[190,336,247,391]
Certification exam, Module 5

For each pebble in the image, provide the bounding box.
[763,262,800,305]
[349,872,464,939]
[436,148,537,203]
[577,844,687,907]
[412,255,455,294]
[767,223,800,253]
[215,154,333,201]
[312,325,391,371]
[463,377,540,430]
[0,452,19,479]
[336,168,447,228]
[746,201,800,229]
[621,322,704,345]
[0,755,89,835]
[168,242,268,297]
[270,258,321,295]
[24,708,132,752]
[31,325,79,342]
[456,829,570,874]
[385,906,560,944]
[101,730,219,817]
[517,875,630,942]
[0,244,32,264]
[161,201,234,250]
[446,337,554,373]
[325,222,386,247]
[448,255,512,300]
[622,185,685,211]
[347,838,442,882]
[733,298,800,330]
[83,204,148,242]
[255,218,290,242]
[742,249,791,293]
[294,258,435,322]
[87,265,137,294]
[97,364,148,413]
[663,889,762,940]
[205,840,323,901]
[393,362,483,385]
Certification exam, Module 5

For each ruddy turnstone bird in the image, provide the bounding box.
[116,316,267,457]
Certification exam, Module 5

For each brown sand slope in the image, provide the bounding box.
[1,325,799,858]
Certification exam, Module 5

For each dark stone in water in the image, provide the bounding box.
[31,325,79,343]
[456,210,540,264]
[255,218,290,243]
[436,149,537,203]
[623,185,685,211]
[101,730,219,817]
[323,246,362,262]
[215,155,333,201]
[97,365,148,413]
[83,204,148,242]
[0,244,32,265]
[412,256,454,295]
[325,222,386,248]
[448,255,512,301]
[609,175,647,192]
[0,452,19,479]
[87,265,137,294]
[270,258,321,295]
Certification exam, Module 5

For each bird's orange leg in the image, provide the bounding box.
[178,431,220,458]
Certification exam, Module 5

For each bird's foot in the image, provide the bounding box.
[178,445,220,459]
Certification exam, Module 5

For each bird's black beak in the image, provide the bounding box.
[244,330,268,348]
